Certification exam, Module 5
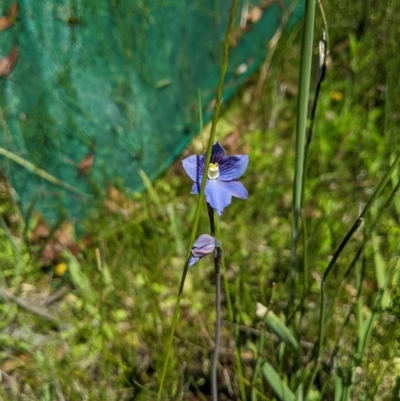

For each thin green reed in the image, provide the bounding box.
[156,0,239,399]
[301,25,328,297]
[289,0,316,306]
[343,179,400,279]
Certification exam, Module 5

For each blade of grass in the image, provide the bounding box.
[289,0,316,307]
[263,311,300,354]
[262,362,296,401]
[138,169,162,209]
[296,384,304,401]
[156,0,239,398]
[0,146,91,197]
[235,372,272,401]
[371,232,391,308]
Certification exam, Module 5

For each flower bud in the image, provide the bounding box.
[188,234,216,267]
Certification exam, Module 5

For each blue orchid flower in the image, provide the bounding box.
[182,142,249,215]
[188,234,216,267]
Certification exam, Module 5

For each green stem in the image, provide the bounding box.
[301,214,309,295]
[289,0,316,306]
[156,1,238,398]
[208,203,216,236]
[215,217,233,321]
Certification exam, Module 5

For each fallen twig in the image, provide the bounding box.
[42,286,69,307]
[0,286,58,323]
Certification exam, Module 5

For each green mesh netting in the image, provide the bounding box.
[0,0,304,224]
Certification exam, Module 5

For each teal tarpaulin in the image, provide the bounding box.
[0,0,304,224]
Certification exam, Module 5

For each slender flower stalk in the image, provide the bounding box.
[185,223,223,401]
[183,142,248,400]
[211,249,222,401]
[156,1,238,398]
[207,204,222,401]
[184,142,249,398]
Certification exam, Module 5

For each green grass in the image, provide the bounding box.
[1,1,400,400]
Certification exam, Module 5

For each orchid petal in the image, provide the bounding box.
[188,256,200,267]
[218,180,248,199]
[205,180,232,215]
[183,143,249,213]
[209,142,226,164]
[182,155,204,182]
[191,182,200,194]
[219,154,249,181]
